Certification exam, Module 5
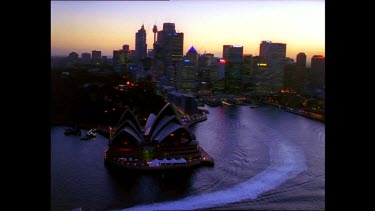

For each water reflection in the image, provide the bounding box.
[52,105,324,210]
[104,166,194,210]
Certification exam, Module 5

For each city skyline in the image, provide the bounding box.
[51,0,325,64]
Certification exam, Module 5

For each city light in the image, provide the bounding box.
[52,4,325,209]
[258,63,267,66]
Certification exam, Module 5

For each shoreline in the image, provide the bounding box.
[260,101,325,123]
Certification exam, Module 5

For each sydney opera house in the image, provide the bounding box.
[104,103,213,170]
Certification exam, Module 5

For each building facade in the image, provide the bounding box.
[223,45,232,59]
[135,25,147,62]
[311,55,325,92]
[296,52,307,68]
[92,50,102,65]
[251,56,271,96]
[259,41,287,93]
[81,52,91,65]
[155,22,184,87]
[68,52,78,65]
[123,44,130,52]
[178,46,199,94]
[223,45,243,93]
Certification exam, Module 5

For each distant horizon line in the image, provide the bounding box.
[50,53,324,60]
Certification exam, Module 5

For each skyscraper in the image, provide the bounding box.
[224,45,243,93]
[155,22,184,88]
[290,52,307,93]
[197,53,219,88]
[81,52,91,65]
[311,55,325,70]
[186,46,198,67]
[241,54,252,92]
[284,63,296,92]
[113,50,121,65]
[259,41,287,93]
[101,56,108,65]
[223,45,232,59]
[311,55,325,91]
[178,46,199,94]
[152,24,158,46]
[92,50,101,65]
[123,45,130,52]
[251,56,271,96]
[156,23,184,64]
[259,41,286,62]
[152,24,158,82]
[135,25,147,62]
[296,52,307,67]
[68,52,78,65]
[178,60,197,94]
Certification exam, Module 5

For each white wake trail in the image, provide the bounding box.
[119,127,307,211]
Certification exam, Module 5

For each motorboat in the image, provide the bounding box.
[80,128,96,140]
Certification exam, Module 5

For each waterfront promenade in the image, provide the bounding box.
[261,100,325,122]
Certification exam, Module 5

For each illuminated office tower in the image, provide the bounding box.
[223,45,243,93]
[259,41,286,93]
[178,46,199,94]
[155,22,184,88]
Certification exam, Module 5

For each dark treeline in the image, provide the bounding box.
[51,67,166,127]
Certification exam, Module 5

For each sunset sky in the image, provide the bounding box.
[51,0,325,63]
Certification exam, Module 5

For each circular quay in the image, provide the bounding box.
[51,1,325,211]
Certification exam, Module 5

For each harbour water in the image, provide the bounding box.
[51,105,325,210]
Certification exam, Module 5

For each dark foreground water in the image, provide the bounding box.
[51,105,325,210]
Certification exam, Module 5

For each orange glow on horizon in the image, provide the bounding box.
[51,1,324,64]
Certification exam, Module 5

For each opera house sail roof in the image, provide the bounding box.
[105,103,214,170]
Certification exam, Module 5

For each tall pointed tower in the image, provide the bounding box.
[135,24,147,62]
[152,24,158,82]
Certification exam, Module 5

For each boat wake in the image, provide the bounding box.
[118,127,307,211]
